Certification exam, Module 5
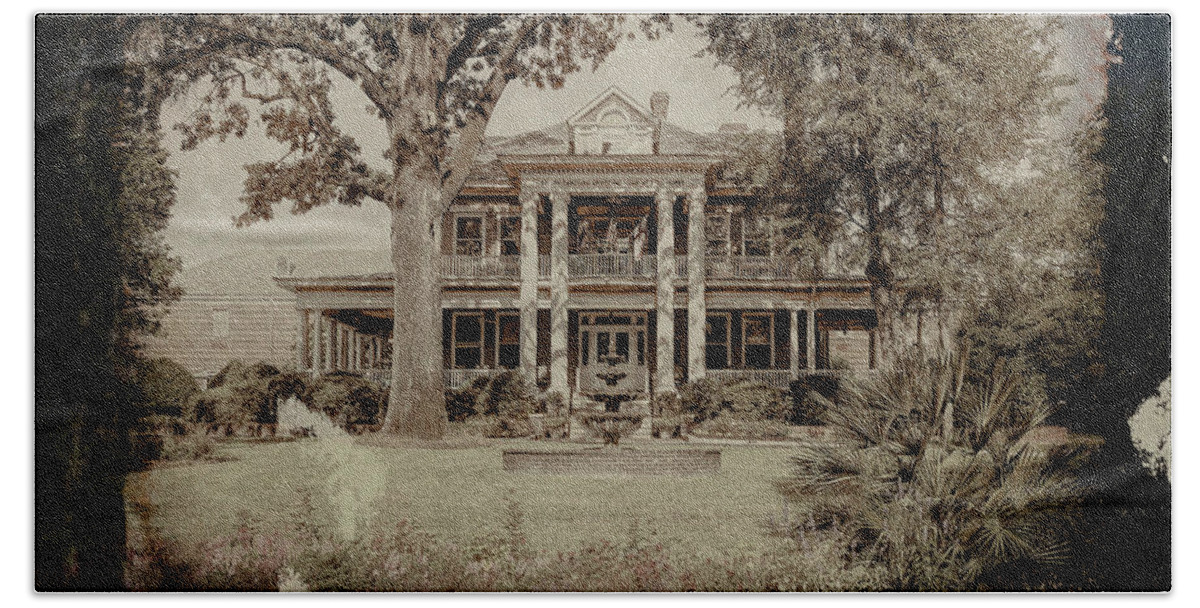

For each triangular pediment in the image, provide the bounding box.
[567,86,657,126]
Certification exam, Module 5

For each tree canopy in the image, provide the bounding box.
[699,14,1103,382]
[131,15,635,437]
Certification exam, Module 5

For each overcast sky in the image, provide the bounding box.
[160,16,1109,268]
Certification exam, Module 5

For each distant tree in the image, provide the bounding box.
[132,15,636,438]
[699,15,1101,368]
[35,15,181,590]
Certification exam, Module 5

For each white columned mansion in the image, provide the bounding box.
[275,87,881,407]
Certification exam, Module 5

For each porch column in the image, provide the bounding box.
[297,308,310,372]
[549,191,569,394]
[806,308,817,371]
[789,308,800,379]
[655,187,676,395]
[686,186,707,381]
[518,189,540,380]
[311,311,324,377]
[351,331,360,372]
[325,318,336,372]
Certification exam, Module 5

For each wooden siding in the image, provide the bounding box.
[142,295,297,381]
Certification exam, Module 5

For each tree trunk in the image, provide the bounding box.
[859,145,894,366]
[380,172,447,438]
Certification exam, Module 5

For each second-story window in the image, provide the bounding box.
[455,216,483,256]
[742,215,772,257]
[498,216,520,255]
[706,214,730,257]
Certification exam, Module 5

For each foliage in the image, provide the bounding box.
[35,14,182,589]
[778,350,1092,590]
[131,14,637,438]
[302,372,386,429]
[127,491,882,591]
[444,376,491,422]
[133,357,199,417]
[478,371,537,417]
[579,412,644,446]
[691,417,789,441]
[677,378,790,423]
[1128,376,1171,481]
[698,15,1103,369]
[186,360,294,426]
[538,390,566,415]
[788,378,836,426]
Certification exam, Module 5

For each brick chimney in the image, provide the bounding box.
[650,91,670,121]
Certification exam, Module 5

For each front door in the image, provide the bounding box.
[577,311,648,398]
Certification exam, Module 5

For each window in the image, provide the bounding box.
[706,214,730,257]
[742,312,774,369]
[211,308,230,338]
[455,216,483,256]
[705,312,731,369]
[742,215,772,257]
[451,312,483,369]
[496,313,520,368]
[498,216,520,255]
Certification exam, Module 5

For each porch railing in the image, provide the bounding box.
[442,255,520,279]
[706,369,794,389]
[568,253,656,278]
[705,255,802,280]
[444,368,505,389]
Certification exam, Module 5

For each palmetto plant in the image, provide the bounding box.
[779,350,1092,590]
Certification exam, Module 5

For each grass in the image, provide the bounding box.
[128,434,799,560]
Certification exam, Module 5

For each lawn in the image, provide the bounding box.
[128,435,801,560]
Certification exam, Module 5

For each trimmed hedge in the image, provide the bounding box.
[302,372,386,429]
[134,357,200,417]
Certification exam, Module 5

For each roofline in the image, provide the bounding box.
[566,85,657,126]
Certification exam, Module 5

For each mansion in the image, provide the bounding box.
[273,87,881,401]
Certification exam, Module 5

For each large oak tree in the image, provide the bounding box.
[134,15,631,437]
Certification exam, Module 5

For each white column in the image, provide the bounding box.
[789,308,800,379]
[324,318,336,372]
[297,309,310,372]
[519,190,540,380]
[311,311,324,377]
[806,308,817,371]
[686,186,707,381]
[549,191,569,395]
[655,187,676,395]
[351,331,360,372]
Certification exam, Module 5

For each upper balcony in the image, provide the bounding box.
[441,253,820,283]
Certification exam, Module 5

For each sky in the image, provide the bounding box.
[159,15,1110,269]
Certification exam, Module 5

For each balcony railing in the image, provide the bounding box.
[442,255,520,279]
[674,254,688,279]
[705,255,802,280]
[568,253,656,278]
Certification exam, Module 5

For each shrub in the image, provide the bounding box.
[778,350,1094,590]
[185,360,290,426]
[691,417,789,441]
[477,371,536,419]
[134,357,200,417]
[538,390,566,415]
[787,376,839,425]
[303,372,385,429]
[677,378,790,423]
[579,412,644,446]
[445,376,491,422]
[482,415,533,438]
